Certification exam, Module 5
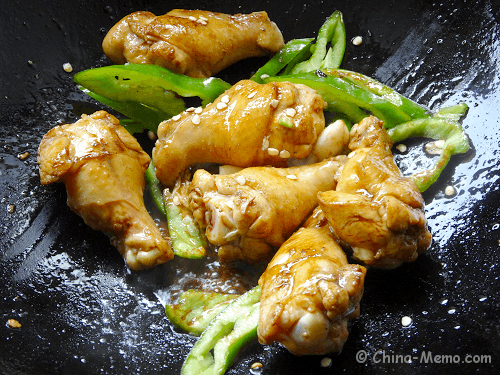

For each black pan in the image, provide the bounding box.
[1,0,499,374]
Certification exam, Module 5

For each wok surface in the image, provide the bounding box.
[1,0,499,374]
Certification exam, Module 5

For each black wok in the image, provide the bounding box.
[1,0,499,374]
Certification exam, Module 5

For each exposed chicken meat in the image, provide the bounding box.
[102,9,284,78]
[153,79,326,187]
[37,111,173,271]
[318,116,432,268]
[258,225,366,355]
[178,157,345,263]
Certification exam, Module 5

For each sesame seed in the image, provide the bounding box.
[435,139,445,148]
[221,95,230,103]
[260,74,269,80]
[320,358,332,368]
[286,174,297,180]
[251,362,263,369]
[8,319,22,328]
[401,316,412,327]
[396,144,407,153]
[17,152,30,160]
[216,102,227,110]
[147,131,157,140]
[270,99,279,108]
[445,185,456,196]
[63,62,73,72]
[186,107,195,112]
[173,195,180,206]
[425,139,445,155]
[196,19,207,25]
[285,107,297,117]
[199,16,209,21]
[192,115,201,125]
[194,107,203,114]
[261,137,269,150]
[235,175,246,185]
[247,91,257,99]
[352,36,363,45]
[172,114,181,121]
[267,148,279,156]
[188,16,197,21]
[280,150,291,158]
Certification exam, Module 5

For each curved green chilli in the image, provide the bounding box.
[74,64,231,132]
[145,162,206,258]
[250,38,314,83]
[181,286,261,375]
[290,10,346,73]
[388,103,469,192]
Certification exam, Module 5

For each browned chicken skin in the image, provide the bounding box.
[318,116,432,268]
[37,111,173,271]
[153,79,326,187]
[258,224,366,355]
[102,9,284,78]
[176,156,345,263]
